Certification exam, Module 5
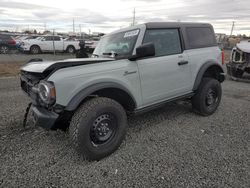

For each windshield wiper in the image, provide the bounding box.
[103,52,118,57]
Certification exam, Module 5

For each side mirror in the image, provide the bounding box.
[129,43,155,61]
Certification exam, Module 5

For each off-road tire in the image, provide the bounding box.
[69,97,127,161]
[30,45,40,54]
[0,45,9,54]
[192,78,222,116]
[66,46,75,54]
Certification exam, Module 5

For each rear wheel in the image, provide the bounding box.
[30,45,40,54]
[0,45,9,54]
[192,78,222,116]
[66,46,75,54]
[69,97,127,161]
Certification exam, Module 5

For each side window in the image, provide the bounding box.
[143,29,182,57]
[53,36,61,41]
[186,27,216,49]
[44,36,52,41]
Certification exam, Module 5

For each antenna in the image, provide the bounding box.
[73,19,75,33]
[230,21,235,36]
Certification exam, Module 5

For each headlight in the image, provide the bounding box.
[38,81,56,105]
[21,42,27,46]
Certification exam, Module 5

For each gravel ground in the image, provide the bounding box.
[0,77,250,187]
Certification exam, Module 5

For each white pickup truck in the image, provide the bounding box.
[20,35,80,54]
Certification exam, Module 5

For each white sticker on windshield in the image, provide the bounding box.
[124,29,139,38]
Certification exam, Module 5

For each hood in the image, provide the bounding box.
[23,39,41,43]
[236,41,250,53]
[21,57,114,74]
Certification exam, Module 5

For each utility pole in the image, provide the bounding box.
[52,29,55,56]
[44,22,47,32]
[230,21,235,36]
[132,8,136,26]
[79,24,82,38]
[73,19,75,34]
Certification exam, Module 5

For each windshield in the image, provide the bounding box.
[93,29,140,58]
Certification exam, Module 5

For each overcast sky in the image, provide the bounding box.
[0,0,249,35]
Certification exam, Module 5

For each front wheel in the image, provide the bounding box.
[30,45,40,54]
[192,78,222,116]
[69,97,127,161]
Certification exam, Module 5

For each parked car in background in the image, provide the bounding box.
[0,34,16,54]
[85,39,99,53]
[15,35,29,42]
[64,37,79,41]
[227,41,250,78]
[16,35,40,49]
[20,35,80,54]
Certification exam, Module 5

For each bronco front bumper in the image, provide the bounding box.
[226,62,246,76]
[31,105,59,129]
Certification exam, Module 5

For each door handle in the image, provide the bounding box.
[178,61,189,66]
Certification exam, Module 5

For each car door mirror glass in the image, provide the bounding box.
[129,43,155,61]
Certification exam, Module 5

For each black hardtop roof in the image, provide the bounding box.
[145,22,213,29]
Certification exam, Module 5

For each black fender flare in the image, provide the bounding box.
[65,82,137,111]
[193,61,225,91]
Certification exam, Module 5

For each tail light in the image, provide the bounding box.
[221,50,225,65]
[8,39,16,45]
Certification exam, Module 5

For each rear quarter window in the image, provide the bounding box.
[186,27,216,49]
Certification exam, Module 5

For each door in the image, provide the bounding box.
[53,36,64,51]
[40,36,63,51]
[137,28,192,106]
[39,36,53,51]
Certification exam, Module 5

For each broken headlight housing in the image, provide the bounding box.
[38,81,56,105]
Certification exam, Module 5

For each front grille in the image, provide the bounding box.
[21,79,28,93]
[20,70,41,100]
[20,79,32,95]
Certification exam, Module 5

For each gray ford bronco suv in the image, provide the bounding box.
[20,22,225,160]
